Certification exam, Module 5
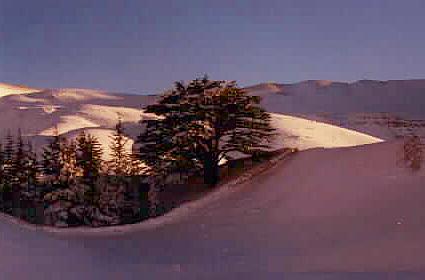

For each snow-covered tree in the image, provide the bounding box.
[0,143,4,187]
[13,134,39,196]
[60,138,78,185]
[0,143,6,209]
[76,131,103,180]
[3,131,15,187]
[138,76,275,186]
[108,118,132,176]
[42,129,63,186]
[14,130,27,186]
[24,141,39,194]
[76,131,103,203]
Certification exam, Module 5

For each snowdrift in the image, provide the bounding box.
[1,141,425,278]
[270,113,382,150]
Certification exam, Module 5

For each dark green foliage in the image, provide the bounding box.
[24,142,39,193]
[76,131,103,203]
[42,129,63,186]
[1,132,16,213]
[0,144,4,187]
[0,132,39,213]
[137,119,174,177]
[0,143,7,210]
[138,76,275,185]
[61,138,78,185]
[14,130,27,186]
[76,131,103,179]
[13,134,39,217]
[0,128,150,226]
[108,117,132,176]
[3,131,15,187]
[42,129,80,188]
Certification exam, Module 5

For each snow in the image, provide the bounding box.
[270,113,382,150]
[1,141,425,279]
[0,82,42,97]
[38,115,99,136]
[0,85,157,157]
[248,80,425,142]
[1,81,425,278]
[0,82,381,158]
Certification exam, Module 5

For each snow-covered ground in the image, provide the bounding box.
[1,81,425,279]
[1,141,424,279]
[270,113,382,150]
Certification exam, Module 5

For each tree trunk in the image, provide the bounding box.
[204,154,219,186]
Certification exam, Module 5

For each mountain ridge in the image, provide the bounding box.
[3,78,425,98]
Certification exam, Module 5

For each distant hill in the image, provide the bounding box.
[244,79,425,119]
[0,82,42,97]
[0,84,157,159]
[244,79,425,140]
[1,78,424,156]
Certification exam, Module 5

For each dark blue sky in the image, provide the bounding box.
[1,0,425,94]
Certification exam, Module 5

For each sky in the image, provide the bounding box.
[1,0,425,94]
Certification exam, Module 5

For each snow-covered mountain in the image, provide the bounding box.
[245,79,425,140]
[245,79,425,117]
[0,82,42,97]
[0,83,157,158]
[1,79,424,156]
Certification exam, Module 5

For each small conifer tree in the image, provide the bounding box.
[76,131,103,203]
[42,129,64,187]
[3,131,15,188]
[0,143,4,188]
[108,117,132,176]
[61,138,78,185]
[24,141,38,195]
[14,130,27,187]
[0,143,5,209]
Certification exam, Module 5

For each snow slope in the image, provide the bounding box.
[270,113,382,150]
[0,80,424,278]
[0,87,157,136]
[0,83,382,158]
[1,141,424,279]
[246,79,425,141]
[0,82,41,97]
[0,85,157,159]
